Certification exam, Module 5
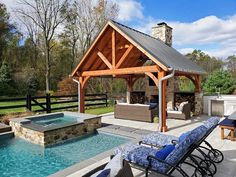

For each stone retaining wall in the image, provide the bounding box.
[10,117,101,147]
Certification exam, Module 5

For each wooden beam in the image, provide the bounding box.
[97,51,112,69]
[79,77,85,113]
[145,72,159,86]
[117,44,130,50]
[82,65,159,77]
[81,76,90,88]
[194,75,201,92]
[158,71,168,132]
[108,21,169,71]
[116,44,134,68]
[112,30,116,68]
[71,23,110,76]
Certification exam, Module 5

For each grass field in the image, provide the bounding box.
[0,99,114,116]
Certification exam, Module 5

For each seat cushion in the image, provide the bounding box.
[142,132,178,146]
[165,125,207,165]
[126,146,168,173]
[219,118,236,127]
[178,131,191,142]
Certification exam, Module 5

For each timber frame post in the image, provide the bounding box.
[78,76,91,113]
[158,71,168,132]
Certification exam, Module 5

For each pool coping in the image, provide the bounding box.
[10,112,101,133]
[49,125,154,177]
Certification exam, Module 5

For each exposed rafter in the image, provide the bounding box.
[97,51,112,69]
[112,30,116,68]
[116,44,134,68]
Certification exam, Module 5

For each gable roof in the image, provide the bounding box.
[109,20,206,75]
[72,20,206,77]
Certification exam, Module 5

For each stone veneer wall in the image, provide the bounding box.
[10,121,44,145]
[195,92,203,115]
[10,117,101,147]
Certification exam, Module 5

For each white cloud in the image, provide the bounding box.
[132,15,236,58]
[115,0,144,21]
[0,0,17,11]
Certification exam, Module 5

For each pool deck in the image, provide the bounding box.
[52,113,236,177]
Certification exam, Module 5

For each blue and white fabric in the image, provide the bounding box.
[142,132,178,146]
[203,117,220,129]
[114,144,169,173]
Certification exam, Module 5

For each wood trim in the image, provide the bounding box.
[194,75,201,92]
[81,65,159,77]
[108,21,169,71]
[81,76,91,88]
[112,30,116,68]
[97,51,112,69]
[116,44,134,68]
[158,71,168,132]
[145,72,159,86]
[71,23,110,76]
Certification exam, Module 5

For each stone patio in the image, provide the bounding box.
[55,113,236,177]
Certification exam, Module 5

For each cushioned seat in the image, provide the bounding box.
[142,117,220,147]
[219,118,236,127]
[142,132,178,146]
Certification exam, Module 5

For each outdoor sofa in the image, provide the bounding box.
[167,102,191,120]
[114,117,223,177]
[115,103,157,122]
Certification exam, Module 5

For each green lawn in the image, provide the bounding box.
[0,99,114,116]
[85,106,114,115]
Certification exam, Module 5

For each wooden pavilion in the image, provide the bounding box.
[71,20,206,132]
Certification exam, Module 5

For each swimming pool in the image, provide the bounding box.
[0,132,129,177]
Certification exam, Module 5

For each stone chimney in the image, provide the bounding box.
[152,22,172,47]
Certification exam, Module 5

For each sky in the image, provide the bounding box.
[1,0,236,59]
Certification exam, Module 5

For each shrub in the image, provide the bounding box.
[203,70,235,94]
[56,77,77,95]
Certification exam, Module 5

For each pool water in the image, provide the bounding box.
[0,133,129,177]
[31,115,79,127]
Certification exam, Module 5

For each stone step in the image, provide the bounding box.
[0,124,12,133]
[0,131,14,140]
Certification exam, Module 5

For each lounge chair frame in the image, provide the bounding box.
[134,123,223,177]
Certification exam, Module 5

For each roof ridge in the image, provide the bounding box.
[110,20,165,44]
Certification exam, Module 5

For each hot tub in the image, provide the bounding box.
[9,112,101,147]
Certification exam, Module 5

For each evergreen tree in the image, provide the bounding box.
[0,61,16,96]
[203,70,235,94]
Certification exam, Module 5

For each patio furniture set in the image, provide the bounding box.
[85,117,224,177]
[115,101,191,122]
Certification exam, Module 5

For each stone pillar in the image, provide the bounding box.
[126,91,131,103]
[195,92,203,115]
[166,77,180,108]
[152,22,173,47]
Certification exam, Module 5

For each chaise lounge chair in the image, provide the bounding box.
[140,117,224,164]
[114,125,211,177]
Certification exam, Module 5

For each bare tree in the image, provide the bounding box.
[17,15,40,69]
[16,0,67,92]
[60,0,119,71]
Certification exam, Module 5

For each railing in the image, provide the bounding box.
[0,93,108,114]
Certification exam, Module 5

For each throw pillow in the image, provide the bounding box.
[155,144,175,160]
[104,153,123,177]
[178,101,188,112]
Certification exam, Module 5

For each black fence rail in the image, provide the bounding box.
[0,93,107,114]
